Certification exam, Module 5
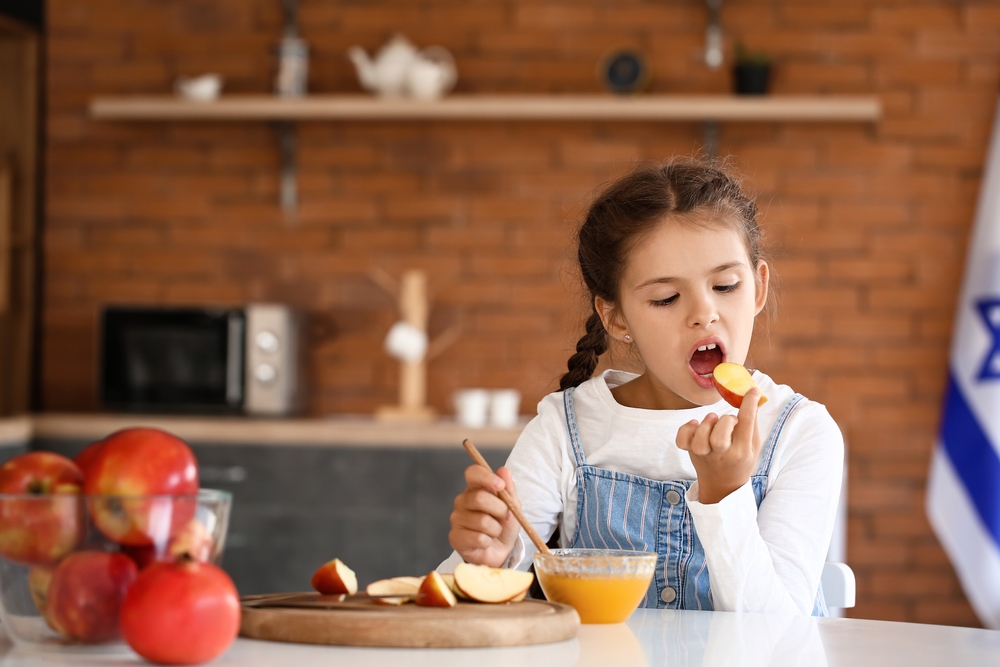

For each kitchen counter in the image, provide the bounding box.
[0,609,997,666]
[0,413,523,448]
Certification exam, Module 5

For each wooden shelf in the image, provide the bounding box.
[90,94,882,123]
[88,93,881,211]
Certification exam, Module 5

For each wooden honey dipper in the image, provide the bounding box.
[462,439,551,556]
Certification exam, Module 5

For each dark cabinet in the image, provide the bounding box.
[32,438,510,595]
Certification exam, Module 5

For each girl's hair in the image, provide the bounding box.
[559,159,764,391]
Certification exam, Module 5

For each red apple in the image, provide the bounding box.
[28,565,64,633]
[311,558,357,595]
[168,518,215,563]
[120,544,159,570]
[120,558,240,665]
[84,428,199,547]
[46,551,139,643]
[121,519,215,570]
[712,362,769,409]
[0,452,84,565]
[73,438,106,479]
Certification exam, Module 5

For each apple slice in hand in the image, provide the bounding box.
[311,558,357,595]
[366,577,420,605]
[416,571,457,608]
[712,362,768,409]
[453,563,534,604]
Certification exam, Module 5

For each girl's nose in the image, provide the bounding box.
[687,293,720,327]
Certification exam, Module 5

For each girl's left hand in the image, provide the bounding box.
[676,388,762,504]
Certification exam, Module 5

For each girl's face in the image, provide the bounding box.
[598,215,768,410]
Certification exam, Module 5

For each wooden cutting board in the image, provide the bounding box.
[239,592,580,648]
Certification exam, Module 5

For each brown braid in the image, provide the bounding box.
[558,158,766,391]
[559,311,609,391]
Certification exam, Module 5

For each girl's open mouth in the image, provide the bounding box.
[689,340,725,389]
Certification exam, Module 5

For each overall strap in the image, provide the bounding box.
[755,393,806,477]
[562,387,588,467]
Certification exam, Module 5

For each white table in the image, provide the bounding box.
[0,609,998,667]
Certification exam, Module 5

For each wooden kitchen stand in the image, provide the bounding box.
[373,269,459,423]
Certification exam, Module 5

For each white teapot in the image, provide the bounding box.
[347,34,457,99]
[405,46,457,99]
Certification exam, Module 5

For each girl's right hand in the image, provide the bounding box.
[448,465,523,568]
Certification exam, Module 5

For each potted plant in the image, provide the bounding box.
[733,43,771,95]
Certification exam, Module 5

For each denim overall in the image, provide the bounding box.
[563,387,828,615]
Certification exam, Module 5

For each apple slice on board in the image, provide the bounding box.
[440,573,470,600]
[366,577,420,605]
[310,558,358,595]
[712,362,768,409]
[453,563,534,604]
[416,571,457,608]
[390,576,424,588]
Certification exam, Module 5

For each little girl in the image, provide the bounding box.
[442,160,844,616]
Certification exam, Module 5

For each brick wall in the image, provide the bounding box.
[43,0,1000,626]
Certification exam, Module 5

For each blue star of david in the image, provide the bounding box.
[976,298,1000,380]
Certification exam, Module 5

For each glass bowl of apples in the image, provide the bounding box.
[0,489,232,652]
[0,430,235,655]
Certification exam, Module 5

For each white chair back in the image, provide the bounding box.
[822,561,856,609]
[824,436,855,612]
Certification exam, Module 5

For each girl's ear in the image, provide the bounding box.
[754,260,770,315]
[594,296,627,341]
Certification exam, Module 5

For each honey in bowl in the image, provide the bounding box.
[533,549,656,624]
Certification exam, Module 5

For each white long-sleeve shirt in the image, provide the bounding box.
[440,369,844,615]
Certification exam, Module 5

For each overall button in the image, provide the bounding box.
[666,490,681,505]
[661,586,677,604]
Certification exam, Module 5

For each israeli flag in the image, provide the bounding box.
[927,96,1000,630]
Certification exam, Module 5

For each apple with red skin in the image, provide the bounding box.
[122,519,215,570]
[84,428,199,547]
[120,558,240,665]
[0,452,84,566]
[73,438,106,479]
[46,551,139,642]
[712,362,769,409]
[27,565,64,633]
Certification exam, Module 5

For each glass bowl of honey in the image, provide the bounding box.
[533,548,656,624]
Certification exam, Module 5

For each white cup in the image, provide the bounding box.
[454,389,491,428]
[489,389,521,428]
[175,74,222,101]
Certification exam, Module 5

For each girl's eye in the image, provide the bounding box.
[715,282,741,293]
[651,295,678,307]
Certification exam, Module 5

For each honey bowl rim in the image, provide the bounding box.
[534,548,658,561]
[533,548,658,576]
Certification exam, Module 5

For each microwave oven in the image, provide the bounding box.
[100,304,304,416]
